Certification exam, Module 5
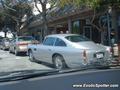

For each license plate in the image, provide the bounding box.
[96,53,104,59]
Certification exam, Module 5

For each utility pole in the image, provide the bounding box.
[107,13,111,46]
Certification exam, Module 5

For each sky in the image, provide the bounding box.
[33,3,50,15]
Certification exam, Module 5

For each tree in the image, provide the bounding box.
[59,0,120,43]
[0,0,33,36]
[34,0,57,37]
[0,12,5,30]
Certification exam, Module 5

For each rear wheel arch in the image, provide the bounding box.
[28,49,32,53]
[52,53,68,69]
[52,53,63,60]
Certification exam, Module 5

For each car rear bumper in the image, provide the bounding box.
[66,58,113,68]
[17,46,28,52]
[89,58,112,67]
[3,45,9,49]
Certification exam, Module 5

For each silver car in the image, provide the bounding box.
[28,34,112,69]
[9,36,37,56]
[0,38,10,50]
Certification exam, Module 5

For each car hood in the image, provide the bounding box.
[72,41,105,50]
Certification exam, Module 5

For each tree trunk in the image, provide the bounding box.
[43,13,48,36]
[111,6,118,43]
[5,32,7,38]
[42,3,48,37]
[16,20,20,36]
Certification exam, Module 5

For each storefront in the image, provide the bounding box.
[29,7,119,45]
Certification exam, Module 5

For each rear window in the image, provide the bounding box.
[18,36,34,41]
[4,38,10,42]
[65,35,90,42]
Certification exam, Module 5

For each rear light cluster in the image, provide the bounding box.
[110,47,113,54]
[83,50,88,65]
[17,43,28,46]
[32,40,39,44]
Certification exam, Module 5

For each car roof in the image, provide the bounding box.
[17,36,32,37]
[17,36,33,38]
[46,34,79,38]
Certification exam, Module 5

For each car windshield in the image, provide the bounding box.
[65,35,90,42]
[18,36,34,41]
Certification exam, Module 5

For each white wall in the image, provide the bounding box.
[0,31,13,38]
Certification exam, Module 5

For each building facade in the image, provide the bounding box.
[27,5,120,46]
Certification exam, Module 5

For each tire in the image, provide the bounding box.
[9,49,12,53]
[3,46,6,51]
[14,49,19,56]
[53,55,67,70]
[28,50,35,62]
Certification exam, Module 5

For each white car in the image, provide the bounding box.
[28,34,112,69]
[9,36,38,56]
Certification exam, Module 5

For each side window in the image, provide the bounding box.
[55,38,66,47]
[43,37,55,46]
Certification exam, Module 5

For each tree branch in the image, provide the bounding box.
[91,8,96,23]
[34,0,42,14]
[38,0,43,5]
[90,23,102,32]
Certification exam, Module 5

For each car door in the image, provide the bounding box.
[37,37,56,63]
[30,44,39,60]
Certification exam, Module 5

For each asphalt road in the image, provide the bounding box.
[0,50,52,72]
[0,65,120,90]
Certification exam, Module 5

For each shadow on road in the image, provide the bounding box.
[35,61,54,69]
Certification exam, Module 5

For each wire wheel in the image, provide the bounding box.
[53,55,66,70]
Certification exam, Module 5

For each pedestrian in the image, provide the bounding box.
[66,30,69,34]
[111,31,115,45]
[60,31,63,34]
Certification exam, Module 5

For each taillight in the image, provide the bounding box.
[83,50,86,58]
[17,43,28,46]
[110,47,113,54]
[83,50,88,65]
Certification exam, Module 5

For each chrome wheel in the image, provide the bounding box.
[53,55,66,70]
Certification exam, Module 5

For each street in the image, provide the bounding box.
[0,49,120,90]
[0,49,120,73]
[0,50,52,72]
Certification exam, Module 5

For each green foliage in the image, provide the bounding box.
[1,0,33,21]
[0,0,33,32]
[59,0,120,9]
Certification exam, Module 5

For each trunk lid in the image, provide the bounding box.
[73,41,105,51]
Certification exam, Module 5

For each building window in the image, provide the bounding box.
[72,20,80,34]
[83,26,92,40]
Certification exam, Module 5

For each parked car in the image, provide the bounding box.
[0,37,3,49]
[28,34,112,70]
[0,38,10,50]
[9,36,38,56]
